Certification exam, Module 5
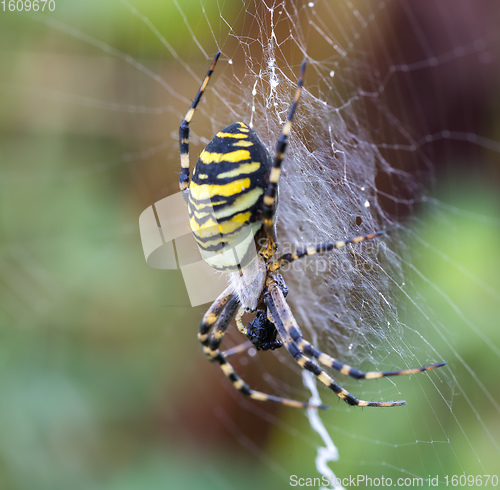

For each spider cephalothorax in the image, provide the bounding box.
[179,51,445,409]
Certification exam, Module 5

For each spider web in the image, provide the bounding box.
[0,0,499,488]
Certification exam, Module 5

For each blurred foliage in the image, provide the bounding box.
[0,1,499,489]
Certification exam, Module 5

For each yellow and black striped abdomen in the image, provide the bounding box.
[188,122,271,271]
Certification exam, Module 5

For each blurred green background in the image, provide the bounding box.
[1,1,499,489]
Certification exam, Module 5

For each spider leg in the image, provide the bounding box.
[235,305,248,335]
[266,283,445,379]
[265,278,408,407]
[268,231,386,271]
[179,51,221,192]
[197,285,233,357]
[262,60,306,248]
[293,332,444,380]
[267,235,447,377]
[198,287,326,409]
[219,306,252,357]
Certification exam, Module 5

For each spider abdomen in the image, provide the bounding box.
[188,122,271,271]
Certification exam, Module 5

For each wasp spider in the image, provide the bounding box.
[179,52,445,409]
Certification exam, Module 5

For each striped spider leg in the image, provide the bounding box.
[264,268,446,407]
[179,51,221,192]
[261,60,306,253]
[198,286,327,409]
